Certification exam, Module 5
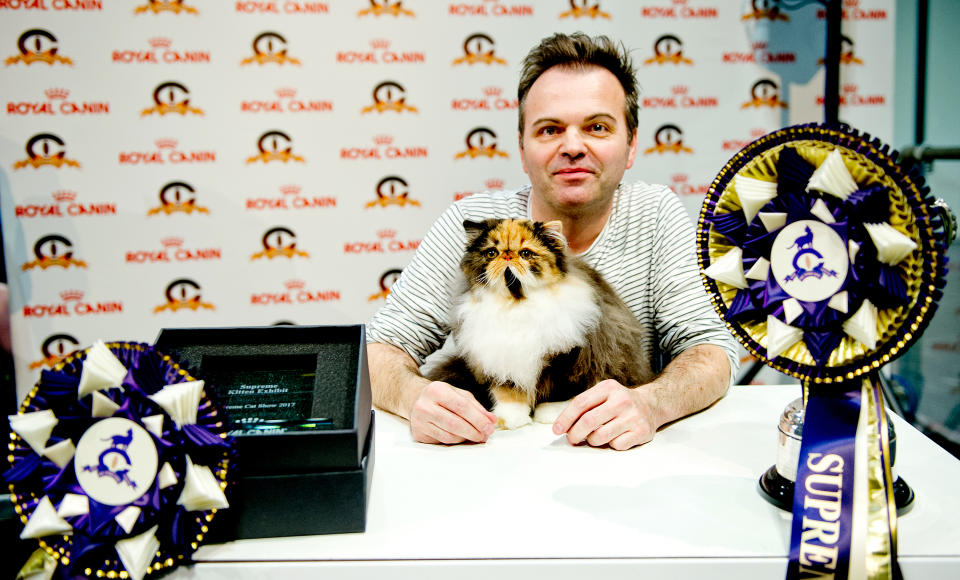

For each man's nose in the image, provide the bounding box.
[560,129,586,158]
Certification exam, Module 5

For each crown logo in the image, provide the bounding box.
[671,85,689,95]
[483,86,502,97]
[161,237,184,247]
[373,134,393,145]
[671,174,689,183]
[60,290,84,302]
[485,178,505,189]
[377,229,397,239]
[370,38,390,50]
[148,37,172,49]
[155,138,177,149]
[284,279,306,290]
[52,190,77,202]
[275,87,297,98]
[44,88,69,100]
[280,184,302,195]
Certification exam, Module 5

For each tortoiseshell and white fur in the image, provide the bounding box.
[423,218,654,429]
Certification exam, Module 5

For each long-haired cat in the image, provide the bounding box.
[423,218,654,430]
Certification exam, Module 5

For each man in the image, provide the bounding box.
[366,33,738,450]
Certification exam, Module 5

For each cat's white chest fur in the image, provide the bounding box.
[454,275,600,393]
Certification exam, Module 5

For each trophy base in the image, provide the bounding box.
[758,465,916,516]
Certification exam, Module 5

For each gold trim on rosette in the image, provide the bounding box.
[8,341,231,579]
[862,378,897,579]
[703,135,926,382]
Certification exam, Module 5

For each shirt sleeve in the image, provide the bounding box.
[650,188,740,384]
[366,202,467,364]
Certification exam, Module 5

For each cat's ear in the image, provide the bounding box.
[542,220,563,235]
[540,220,567,246]
[462,219,488,245]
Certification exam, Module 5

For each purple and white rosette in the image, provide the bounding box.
[5,341,234,580]
[698,123,949,580]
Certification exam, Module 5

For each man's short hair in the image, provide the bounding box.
[517,32,639,138]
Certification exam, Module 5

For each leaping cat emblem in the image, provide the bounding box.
[81,428,138,488]
[788,226,815,250]
[783,225,838,282]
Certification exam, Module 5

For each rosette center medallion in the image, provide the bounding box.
[770,220,848,302]
[74,417,159,506]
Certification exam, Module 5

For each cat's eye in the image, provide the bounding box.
[483,248,498,258]
[519,249,533,259]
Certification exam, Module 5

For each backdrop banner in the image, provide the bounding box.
[0,0,894,401]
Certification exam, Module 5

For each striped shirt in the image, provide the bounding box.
[367,181,739,380]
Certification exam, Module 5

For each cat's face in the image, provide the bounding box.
[461,219,567,299]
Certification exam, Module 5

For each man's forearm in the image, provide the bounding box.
[367,341,430,419]
[637,344,731,430]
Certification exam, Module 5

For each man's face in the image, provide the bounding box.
[519,65,638,218]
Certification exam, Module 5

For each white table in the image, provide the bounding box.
[170,385,960,579]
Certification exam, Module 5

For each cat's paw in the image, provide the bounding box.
[533,401,568,424]
[494,402,533,430]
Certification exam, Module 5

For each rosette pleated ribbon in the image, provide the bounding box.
[4,341,235,580]
[698,124,949,580]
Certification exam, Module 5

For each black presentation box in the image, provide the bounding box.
[154,325,374,539]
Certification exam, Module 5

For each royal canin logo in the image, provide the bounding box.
[29,333,81,371]
[454,178,505,201]
[722,128,772,152]
[358,0,414,17]
[368,269,402,302]
[341,134,428,160]
[451,86,518,111]
[250,279,341,305]
[112,37,210,64]
[670,173,710,197]
[639,0,718,19]
[153,279,215,314]
[125,237,223,264]
[559,0,610,19]
[722,42,796,64]
[15,190,116,218]
[448,0,533,16]
[119,138,216,165]
[245,184,337,211]
[7,88,109,116]
[817,1,887,20]
[641,85,718,109]
[336,38,425,64]
[240,87,333,113]
[0,0,103,11]
[816,84,886,107]
[343,228,421,254]
[23,290,123,319]
[235,1,329,14]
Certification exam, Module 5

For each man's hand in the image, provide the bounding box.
[552,379,658,451]
[408,381,497,445]
[368,342,497,446]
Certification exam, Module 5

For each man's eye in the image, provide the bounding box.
[484,248,498,258]
[588,123,608,132]
[539,126,559,136]
[519,249,533,259]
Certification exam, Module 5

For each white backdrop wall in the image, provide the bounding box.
[0,0,895,401]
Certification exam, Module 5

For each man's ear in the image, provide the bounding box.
[518,130,528,175]
[625,128,639,170]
